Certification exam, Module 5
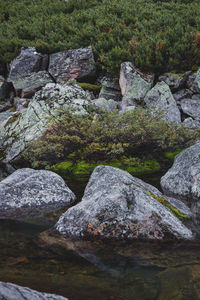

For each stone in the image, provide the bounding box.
[0,83,91,162]
[49,46,95,82]
[0,168,76,219]
[0,76,14,100]
[0,110,12,125]
[158,71,191,92]
[173,89,193,102]
[14,97,29,112]
[119,62,154,104]
[13,71,53,98]
[180,98,200,120]
[0,281,68,300]
[99,76,121,101]
[93,98,118,112]
[120,95,137,112]
[183,117,200,129]
[144,81,181,122]
[161,143,200,220]
[8,47,48,82]
[55,165,193,240]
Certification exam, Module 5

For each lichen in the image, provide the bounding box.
[146,190,189,220]
[77,82,102,92]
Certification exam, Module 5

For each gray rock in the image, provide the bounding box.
[14,97,29,112]
[144,81,181,122]
[161,143,200,220]
[158,72,191,92]
[8,47,48,82]
[0,83,91,162]
[49,46,95,82]
[119,62,154,104]
[120,95,137,112]
[0,281,68,300]
[0,110,12,125]
[183,117,200,129]
[55,165,193,240]
[180,98,200,120]
[0,168,76,219]
[0,76,14,100]
[99,76,121,101]
[13,71,53,98]
[173,89,193,102]
[93,98,118,112]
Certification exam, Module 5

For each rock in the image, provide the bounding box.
[0,83,91,162]
[144,81,181,122]
[183,117,200,129]
[8,47,48,82]
[93,98,118,112]
[14,97,29,112]
[55,165,193,240]
[158,71,191,92]
[119,62,154,104]
[0,76,14,100]
[180,98,200,120]
[120,95,137,112]
[99,76,121,101]
[0,110,12,125]
[49,46,95,82]
[0,168,76,219]
[173,89,193,102]
[161,143,200,221]
[0,281,68,300]
[13,71,53,98]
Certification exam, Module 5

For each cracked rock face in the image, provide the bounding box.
[49,46,95,82]
[0,83,91,162]
[161,143,200,219]
[0,281,68,300]
[144,81,181,122]
[55,165,193,241]
[0,168,76,219]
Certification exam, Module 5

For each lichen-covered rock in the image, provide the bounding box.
[158,72,191,92]
[55,165,193,241]
[0,83,91,161]
[144,81,181,122]
[0,281,68,300]
[183,117,200,129]
[161,143,200,219]
[180,98,200,120]
[49,46,95,82]
[13,71,53,98]
[119,62,154,105]
[99,76,121,101]
[0,168,76,219]
[93,97,118,112]
[173,89,193,102]
[0,110,12,125]
[187,68,200,93]
[8,47,48,82]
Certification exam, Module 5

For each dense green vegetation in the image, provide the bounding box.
[23,108,198,169]
[0,0,200,75]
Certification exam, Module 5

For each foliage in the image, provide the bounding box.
[23,108,199,168]
[0,0,200,75]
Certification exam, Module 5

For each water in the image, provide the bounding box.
[0,172,200,300]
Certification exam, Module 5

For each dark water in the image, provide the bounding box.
[0,173,200,300]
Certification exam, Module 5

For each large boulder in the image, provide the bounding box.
[0,168,76,219]
[180,98,200,120]
[119,62,154,105]
[13,71,53,98]
[0,83,91,162]
[144,81,181,122]
[0,281,68,300]
[48,46,95,83]
[161,143,200,218]
[8,47,48,82]
[55,166,193,241]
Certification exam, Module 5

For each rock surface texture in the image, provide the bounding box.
[0,168,76,219]
[144,81,181,122]
[0,281,68,300]
[55,166,193,240]
[0,83,91,161]
[49,46,95,82]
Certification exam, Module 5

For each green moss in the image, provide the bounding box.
[9,107,16,112]
[164,150,183,161]
[146,190,189,220]
[52,161,73,174]
[77,83,102,92]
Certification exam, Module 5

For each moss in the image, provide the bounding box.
[164,150,183,162]
[52,161,73,175]
[77,83,102,92]
[9,107,16,112]
[146,190,189,220]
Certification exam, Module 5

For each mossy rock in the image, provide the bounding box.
[77,83,102,92]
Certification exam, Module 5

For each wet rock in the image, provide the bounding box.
[161,143,200,220]
[0,281,68,300]
[119,62,154,104]
[180,98,200,120]
[8,47,48,82]
[49,46,95,82]
[0,83,91,162]
[144,81,181,122]
[55,165,193,241]
[93,97,118,112]
[0,168,76,219]
[158,71,191,92]
[13,71,53,98]
[183,117,200,129]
